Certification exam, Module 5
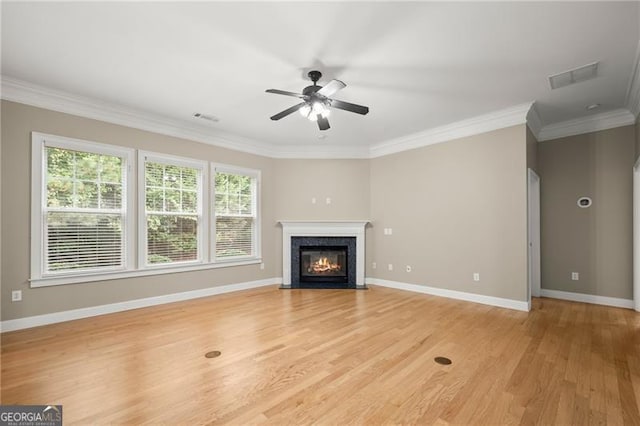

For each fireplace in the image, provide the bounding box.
[291,236,357,288]
[279,221,368,289]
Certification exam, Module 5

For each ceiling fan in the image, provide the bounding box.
[266,70,369,131]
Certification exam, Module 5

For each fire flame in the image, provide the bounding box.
[309,257,341,273]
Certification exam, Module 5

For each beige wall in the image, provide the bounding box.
[1,101,280,320]
[369,125,529,302]
[537,126,634,299]
[273,159,370,221]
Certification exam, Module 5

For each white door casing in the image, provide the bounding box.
[634,158,640,312]
[528,169,541,300]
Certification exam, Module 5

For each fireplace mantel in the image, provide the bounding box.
[279,221,369,289]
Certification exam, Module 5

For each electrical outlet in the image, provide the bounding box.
[12,290,22,302]
[311,197,316,204]
[325,197,331,205]
[388,228,393,235]
[473,273,480,282]
[406,265,412,273]
[372,262,377,269]
[571,272,579,281]
[388,264,393,271]
[260,263,265,270]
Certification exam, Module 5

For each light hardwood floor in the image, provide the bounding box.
[2,285,640,425]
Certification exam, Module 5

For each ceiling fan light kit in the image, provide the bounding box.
[299,102,330,121]
[266,70,369,131]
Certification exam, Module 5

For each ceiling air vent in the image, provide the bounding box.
[548,62,599,90]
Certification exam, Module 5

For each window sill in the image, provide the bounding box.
[30,258,263,288]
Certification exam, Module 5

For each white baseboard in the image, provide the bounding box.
[1,277,281,332]
[540,289,634,309]
[366,278,530,312]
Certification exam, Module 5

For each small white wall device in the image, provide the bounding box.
[577,197,592,208]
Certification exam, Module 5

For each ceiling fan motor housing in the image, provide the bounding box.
[308,70,322,84]
[302,85,321,96]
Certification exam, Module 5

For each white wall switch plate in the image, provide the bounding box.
[388,264,393,271]
[372,262,377,269]
[326,197,331,204]
[473,273,480,282]
[311,197,316,204]
[571,272,579,281]
[260,263,265,270]
[12,290,22,302]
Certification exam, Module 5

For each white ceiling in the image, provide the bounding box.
[2,2,639,153]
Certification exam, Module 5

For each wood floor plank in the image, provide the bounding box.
[2,285,639,425]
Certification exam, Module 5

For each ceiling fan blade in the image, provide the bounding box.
[266,89,307,99]
[316,79,346,97]
[329,99,369,115]
[317,115,330,131]
[270,102,306,121]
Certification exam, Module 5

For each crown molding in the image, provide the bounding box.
[526,102,543,140]
[0,76,550,159]
[369,102,533,158]
[1,76,277,158]
[537,108,636,142]
[624,40,640,120]
[4,75,638,158]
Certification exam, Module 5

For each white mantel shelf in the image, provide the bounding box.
[279,221,370,288]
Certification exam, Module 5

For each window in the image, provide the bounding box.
[31,133,261,287]
[213,166,260,260]
[141,153,207,266]
[32,133,134,278]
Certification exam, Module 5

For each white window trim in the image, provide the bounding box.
[211,163,262,262]
[31,132,136,281]
[138,151,209,269]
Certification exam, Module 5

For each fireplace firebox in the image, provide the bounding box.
[290,236,356,288]
[300,246,347,283]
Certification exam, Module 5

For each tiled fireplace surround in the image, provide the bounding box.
[279,221,368,289]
